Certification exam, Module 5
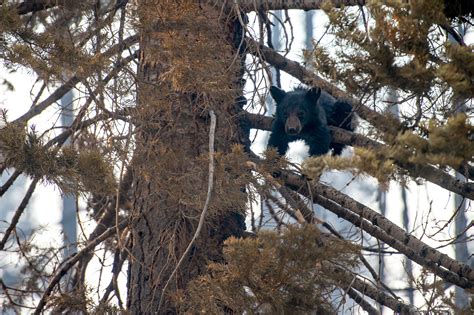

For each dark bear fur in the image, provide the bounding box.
[268,86,354,156]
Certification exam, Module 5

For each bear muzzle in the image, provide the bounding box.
[285,116,302,135]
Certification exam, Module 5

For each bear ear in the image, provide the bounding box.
[269,86,286,103]
[306,87,321,104]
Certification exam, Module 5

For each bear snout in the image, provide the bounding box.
[285,116,302,135]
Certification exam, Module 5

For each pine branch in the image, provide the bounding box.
[248,160,405,312]
[245,112,474,200]
[245,39,474,193]
[245,38,412,133]
[248,40,474,181]
[279,169,474,288]
[16,0,59,15]
[213,0,365,12]
[12,35,138,125]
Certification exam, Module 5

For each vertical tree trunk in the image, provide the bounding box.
[127,1,247,313]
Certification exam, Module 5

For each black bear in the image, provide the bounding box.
[267,86,354,156]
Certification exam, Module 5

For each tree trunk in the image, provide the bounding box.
[127,1,247,313]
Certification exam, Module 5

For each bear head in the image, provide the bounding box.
[269,86,322,136]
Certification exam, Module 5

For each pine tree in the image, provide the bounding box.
[0,1,472,313]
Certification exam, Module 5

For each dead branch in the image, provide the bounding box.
[215,0,365,12]
[278,169,474,288]
[244,112,474,200]
[158,109,218,312]
[33,218,130,315]
[13,35,138,125]
[0,177,39,250]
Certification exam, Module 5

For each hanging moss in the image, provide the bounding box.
[438,44,474,97]
[0,123,115,194]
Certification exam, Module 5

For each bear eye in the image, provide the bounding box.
[297,111,305,118]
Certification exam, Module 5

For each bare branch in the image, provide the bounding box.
[33,218,130,315]
[0,177,39,251]
[330,264,420,314]
[245,112,474,200]
[13,35,138,125]
[0,170,22,197]
[215,0,365,12]
[346,287,380,315]
[279,169,474,288]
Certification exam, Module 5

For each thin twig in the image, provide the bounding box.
[0,177,39,250]
[33,219,130,315]
[157,110,217,312]
[13,35,138,125]
[0,170,22,197]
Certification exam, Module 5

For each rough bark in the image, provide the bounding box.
[127,2,247,313]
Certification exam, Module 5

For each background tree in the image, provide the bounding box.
[0,0,472,314]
